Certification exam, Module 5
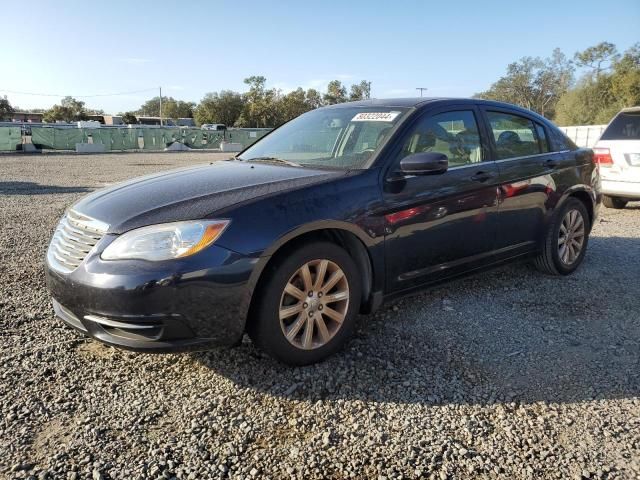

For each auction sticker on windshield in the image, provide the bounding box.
[352,112,400,122]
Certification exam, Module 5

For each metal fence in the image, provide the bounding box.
[558,125,607,148]
[0,124,272,152]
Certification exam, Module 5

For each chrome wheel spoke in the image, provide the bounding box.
[315,314,330,343]
[560,244,568,263]
[573,215,584,230]
[313,260,328,291]
[285,314,306,341]
[300,263,313,292]
[279,302,303,320]
[322,306,344,324]
[302,317,314,349]
[322,270,344,294]
[284,283,306,301]
[558,235,567,246]
[323,290,349,304]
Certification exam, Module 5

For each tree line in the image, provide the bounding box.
[127,77,371,128]
[1,77,371,127]
[474,41,640,125]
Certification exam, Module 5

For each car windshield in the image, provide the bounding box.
[600,111,640,140]
[237,106,410,169]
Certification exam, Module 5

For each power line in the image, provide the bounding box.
[0,87,158,98]
[416,87,428,97]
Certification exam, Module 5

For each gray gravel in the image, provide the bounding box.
[1,151,639,480]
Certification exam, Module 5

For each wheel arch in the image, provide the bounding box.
[561,186,596,228]
[244,223,381,332]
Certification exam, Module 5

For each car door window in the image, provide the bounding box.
[400,110,483,168]
[486,111,542,160]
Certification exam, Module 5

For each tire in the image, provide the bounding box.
[533,198,591,276]
[247,241,361,365]
[603,195,628,209]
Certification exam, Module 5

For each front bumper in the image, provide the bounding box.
[45,237,260,352]
[601,179,640,199]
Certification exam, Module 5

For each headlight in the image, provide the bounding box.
[101,220,229,261]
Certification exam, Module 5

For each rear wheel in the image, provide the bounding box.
[603,195,628,209]
[248,242,361,365]
[533,198,591,275]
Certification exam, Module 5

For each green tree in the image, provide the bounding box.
[121,112,138,124]
[278,88,313,123]
[324,80,347,105]
[349,80,371,101]
[474,49,573,118]
[163,100,196,123]
[305,88,323,109]
[574,41,619,78]
[554,77,619,125]
[610,43,640,107]
[0,96,15,121]
[194,90,244,126]
[42,96,88,122]
[556,42,640,125]
[136,96,165,116]
[236,76,282,127]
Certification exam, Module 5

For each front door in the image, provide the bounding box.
[382,107,500,293]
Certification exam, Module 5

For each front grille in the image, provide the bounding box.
[47,210,109,274]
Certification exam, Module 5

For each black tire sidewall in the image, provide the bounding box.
[549,199,591,275]
[250,242,361,365]
[603,195,627,209]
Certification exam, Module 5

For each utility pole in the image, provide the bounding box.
[159,86,163,126]
[366,81,372,99]
[416,87,428,97]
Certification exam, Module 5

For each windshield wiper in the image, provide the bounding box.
[242,156,302,167]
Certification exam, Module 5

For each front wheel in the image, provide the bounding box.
[603,195,628,209]
[533,198,591,275]
[248,242,361,365]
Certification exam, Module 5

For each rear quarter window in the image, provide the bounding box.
[549,125,578,151]
[600,112,640,140]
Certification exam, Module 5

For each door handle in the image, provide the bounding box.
[543,159,559,169]
[470,171,494,183]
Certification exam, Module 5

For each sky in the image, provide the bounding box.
[1,0,639,114]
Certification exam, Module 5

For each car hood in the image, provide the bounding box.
[73,160,343,234]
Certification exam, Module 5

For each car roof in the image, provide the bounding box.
[324,98,553,124]
[325,97,454,108]
[619,106,640,113]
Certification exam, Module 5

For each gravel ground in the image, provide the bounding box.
[1,152,638,480]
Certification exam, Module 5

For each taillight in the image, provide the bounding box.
[593,148,613,165]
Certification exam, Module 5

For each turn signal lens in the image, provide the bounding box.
[593,148,613,165]
[180,222,228,258]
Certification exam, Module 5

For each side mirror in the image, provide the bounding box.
[400,152,448,175]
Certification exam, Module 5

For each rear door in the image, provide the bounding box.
[382,105,500,292]
[479,107,569,252]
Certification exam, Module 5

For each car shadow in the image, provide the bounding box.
[0,181,93,195]
[192,234,640,406]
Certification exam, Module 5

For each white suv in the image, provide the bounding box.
[593,107,640,209]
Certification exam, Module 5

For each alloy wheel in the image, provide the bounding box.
[279,259,349,350]
[558,209,585,265]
